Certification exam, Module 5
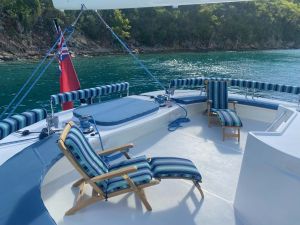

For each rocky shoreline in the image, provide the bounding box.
[0,33,299,62]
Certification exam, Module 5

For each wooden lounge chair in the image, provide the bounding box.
[58,121,204,215]
[205,80,243,142]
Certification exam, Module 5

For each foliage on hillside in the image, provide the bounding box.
[0,0,300,58]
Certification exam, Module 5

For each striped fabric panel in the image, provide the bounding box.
[65,125,109,190]
[106,168,152,194]
[214,109,242,127]
[150,157,202,182]
[208,80,228,110]
[50,82,130,105]
[170,77,300,95]
[169,78,205,88]
[0,108,47,140]
[105,156,153,194]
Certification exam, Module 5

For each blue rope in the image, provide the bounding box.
[168,102,190,132]
[0,137,39,147]
[94,10,166,91]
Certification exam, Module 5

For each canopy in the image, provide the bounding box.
[52,0,251,10]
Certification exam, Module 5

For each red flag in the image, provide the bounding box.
[56,23,80,110]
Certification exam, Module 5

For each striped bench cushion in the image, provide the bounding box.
[170,78,205,88]
[0,109,47,140]
[170,77,300,95]
[150,157,202,182]
[213,109,243,127]
[65,125,109,190]
[51,82,130,106]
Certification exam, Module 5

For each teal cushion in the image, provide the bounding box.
[105,155,153,194]
[214,109,242,127]
[106,168,152,194]
[150,157,202,182]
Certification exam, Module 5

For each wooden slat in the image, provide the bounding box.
[97,143,134,156]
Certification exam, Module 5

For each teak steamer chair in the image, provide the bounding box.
[205,80,243,142]
[58,121,204,215]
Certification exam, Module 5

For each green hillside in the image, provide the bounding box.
[0,0,300,60]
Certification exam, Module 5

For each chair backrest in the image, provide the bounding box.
[59,122,109,191]
[207,80,228,110]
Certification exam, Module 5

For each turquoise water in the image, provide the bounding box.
[0,49,300,114]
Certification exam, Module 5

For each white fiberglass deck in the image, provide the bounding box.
[42,110,269,225]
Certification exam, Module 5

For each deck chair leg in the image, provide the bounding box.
[76,182,86,202]
[72,178,85,188]
[123,175,152,211]
[138,189,152,211]
[65,196,102,216]
[66,183,104,216]
[238,128,240,143]
[193,181,204,199]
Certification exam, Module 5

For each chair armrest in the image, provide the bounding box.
[91,166,137,182]
[97,143,134,156]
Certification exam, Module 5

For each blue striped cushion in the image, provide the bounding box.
[51,82,130,105]
[106,168,152,194]
[65,125,109,190]
[170,77,300,95]
[214,109,242,127]
[150,157,202,182]
[0,108,47,140]
[169,78,205,88]
[208,80,228,110]
[106,155,153,194]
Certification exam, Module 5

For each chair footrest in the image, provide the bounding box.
[214,109,242,127]
[149,157,202,182]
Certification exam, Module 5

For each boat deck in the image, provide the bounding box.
[42,112,269,225]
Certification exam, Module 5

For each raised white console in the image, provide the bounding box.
[234,106,300,225]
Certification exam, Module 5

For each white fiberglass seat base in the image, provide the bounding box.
[42,111,269,225]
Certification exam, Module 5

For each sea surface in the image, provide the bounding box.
[0,49,300,114]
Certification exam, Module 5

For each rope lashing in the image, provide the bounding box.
[0,32,62,119]
[94,10,166,91]
[2,5,86,118]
